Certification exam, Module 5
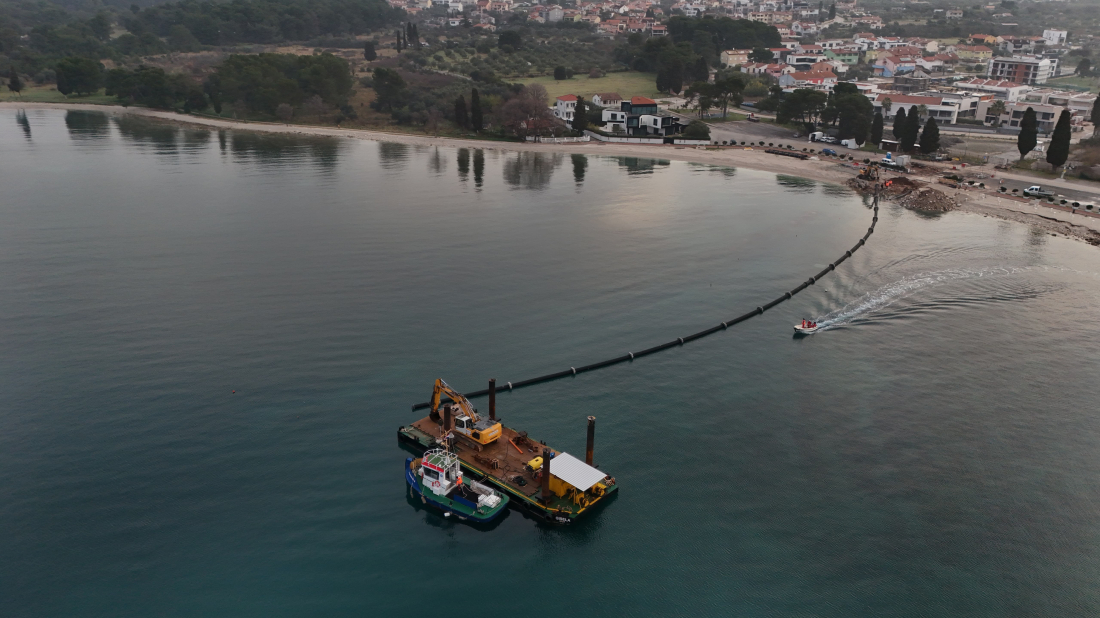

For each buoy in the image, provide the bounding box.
[232,390,236,393]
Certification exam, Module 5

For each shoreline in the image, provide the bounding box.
[0,101,857,185]
[6,101,1100,247]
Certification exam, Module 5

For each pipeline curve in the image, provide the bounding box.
[411,189,881,411]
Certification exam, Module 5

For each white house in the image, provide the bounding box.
[554,95,577,121]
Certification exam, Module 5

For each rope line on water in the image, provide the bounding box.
[411,187,881,411]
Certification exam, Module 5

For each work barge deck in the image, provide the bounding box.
[398,409,617,525]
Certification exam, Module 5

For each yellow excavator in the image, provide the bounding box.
[428,379,503,448]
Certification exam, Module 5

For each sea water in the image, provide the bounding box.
[2,109,1099,617]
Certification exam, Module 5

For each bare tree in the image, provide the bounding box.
[499,84,560,139]
[304,95,326,117]
[276,103,293,122]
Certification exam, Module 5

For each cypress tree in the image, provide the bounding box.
[364,41,376,61]
[470,88,483,132]
[892,107,906,140]
[901,109,920,152]
[454,95,468,128]
[8,69,24,94]
[870,109,883,146]
[573,96,588,131]
[829,3,836,19]
[919,117,940,154]
[1092,96,1100,125]
[1046,109,1071,168]
[1017,107,1037,160]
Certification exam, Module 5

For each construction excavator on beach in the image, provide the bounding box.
[427,378,503,448]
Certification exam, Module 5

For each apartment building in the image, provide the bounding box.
[987,55,1057,85]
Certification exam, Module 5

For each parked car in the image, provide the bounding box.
[821,148,838,156]
[818,136,838,144]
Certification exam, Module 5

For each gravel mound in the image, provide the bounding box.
[899,187,956,213]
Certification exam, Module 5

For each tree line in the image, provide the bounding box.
[124,0,404,46]
[0,0,404,78]
[45,52,355,120]
[614,18,780,94]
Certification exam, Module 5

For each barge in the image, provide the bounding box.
[398,379,618,525]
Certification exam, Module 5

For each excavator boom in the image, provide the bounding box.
[429,379,502,446]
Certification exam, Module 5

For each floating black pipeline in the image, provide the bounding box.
[411,187,881,411]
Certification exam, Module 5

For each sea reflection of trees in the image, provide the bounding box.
[113,115,179,154]
[64,111,110,140]
[688,163,736,178]
[428,147,446,174]
[616,157,670,175]
[228,132,339,170]
[503,152,563,190]
[16,110,31,139]
[776,174,817,193]
[571,154,587,184]
[379,142,409,170]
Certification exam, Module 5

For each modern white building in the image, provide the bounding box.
[1041,29,1067,46]
[987,55,1057,85]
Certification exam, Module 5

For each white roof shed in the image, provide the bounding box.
[548,453,607,491]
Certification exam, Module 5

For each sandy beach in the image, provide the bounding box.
[6,101,1100,247]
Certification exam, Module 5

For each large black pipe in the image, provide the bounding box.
[408,194,882,411]
[585,417,595,466]
[488,378,496,420]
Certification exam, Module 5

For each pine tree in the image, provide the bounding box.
[892,107,906,140]
[573,96,588,132]
[1017,106,1037,160]
[470,88,483,132]
[919,117,940,154]
[870,109,883,146]
[1046,109,1071,168]
[693,56,709,82]
[454,95,468,128]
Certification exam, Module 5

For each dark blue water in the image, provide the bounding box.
[3,109,1100,617]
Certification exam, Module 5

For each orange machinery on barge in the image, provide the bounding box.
[398,379,618,525]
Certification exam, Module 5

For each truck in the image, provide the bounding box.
[1025,185,1055,198]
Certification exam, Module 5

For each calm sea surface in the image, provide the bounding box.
[3,109,1100,617]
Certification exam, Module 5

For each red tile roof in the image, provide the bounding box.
[556,94,577,101]
[631,96,656,105]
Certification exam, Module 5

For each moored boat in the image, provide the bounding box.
[405,449,509,523]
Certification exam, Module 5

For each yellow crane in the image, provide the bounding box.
[428,379,502,447]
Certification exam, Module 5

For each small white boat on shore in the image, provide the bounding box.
[793,323,821,335]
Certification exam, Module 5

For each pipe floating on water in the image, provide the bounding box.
[408,187,883,410]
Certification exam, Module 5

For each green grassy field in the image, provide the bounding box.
[1046,75,1100,93]
[514,71,663,102]
[0,85,117,105]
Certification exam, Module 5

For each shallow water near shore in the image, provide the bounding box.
[3,109,1100,617]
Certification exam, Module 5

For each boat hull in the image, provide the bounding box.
[793,324,821,335]
[405,458,508,524]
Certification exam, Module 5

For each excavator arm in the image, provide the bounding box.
[428,379,479,423]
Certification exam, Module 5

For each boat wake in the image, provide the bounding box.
[812,267,1056,331]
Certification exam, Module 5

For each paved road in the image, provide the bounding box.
[985,174,1099,204]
